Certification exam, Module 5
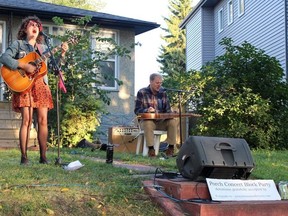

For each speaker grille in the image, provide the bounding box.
[177,136,255,181]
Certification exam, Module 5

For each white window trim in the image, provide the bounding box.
[44,24,120,91]
[92,29,119,91]
[0,21,6,53]
[0,20,7,101]
[238,0,245,17]
[218,8,224,33]
[227,0,234,25]
[43,23,77,35]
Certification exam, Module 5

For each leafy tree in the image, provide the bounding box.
[48,16,130,147]
[158,0,193,105]
[190,38,288,149]
[39,0,106,11]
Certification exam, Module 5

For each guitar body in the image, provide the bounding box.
[0,52,47,93]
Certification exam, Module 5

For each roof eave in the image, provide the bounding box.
[179,0,220,29]
[0,6,160,35]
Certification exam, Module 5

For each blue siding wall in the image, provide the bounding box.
[202,7,215,66]
[286,0,288,74]
[214,0,286,73]
[184,0,287,75]
[186,10,203,70]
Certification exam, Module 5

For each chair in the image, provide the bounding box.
[136,130,167,156]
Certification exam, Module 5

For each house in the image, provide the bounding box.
[0,0,160,147]
[180,0,288,77]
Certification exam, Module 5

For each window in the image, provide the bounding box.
[218,8,224,33]
[42,25,72,47]
[227,0,233,25]
[0,21,6,101]
[91,30,118,90]
[44,25,119,91]
[0,21,5,53]
[238,0,245,17]
[43,25,68,45]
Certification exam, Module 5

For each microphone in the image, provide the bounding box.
[39,31,50,38]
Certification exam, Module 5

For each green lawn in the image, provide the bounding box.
[0,148,287,215]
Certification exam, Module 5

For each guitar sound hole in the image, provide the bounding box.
[18,69,26,77]
[29,62,37,67]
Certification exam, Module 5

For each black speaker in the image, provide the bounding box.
[176,136,255,181]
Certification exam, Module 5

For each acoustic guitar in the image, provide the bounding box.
[137,112,202,120]
[0,36,78,93]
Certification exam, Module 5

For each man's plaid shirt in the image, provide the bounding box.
[134,86,172,115]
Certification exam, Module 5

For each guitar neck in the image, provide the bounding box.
[34,45,61,65]
[34,36,78,66]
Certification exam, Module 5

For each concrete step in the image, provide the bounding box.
[0,101,12,110]
[0,110,21,119]
[0,139,38,149]
[0,119,22,129]
[0,128,37,139]
[0,101,39,149]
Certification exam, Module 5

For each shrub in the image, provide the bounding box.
[189,38,288,149]
[48,16,129,147]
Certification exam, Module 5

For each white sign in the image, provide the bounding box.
[206,178,281,201]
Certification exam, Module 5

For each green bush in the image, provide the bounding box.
[48,16,129,147]
[189,38,288,149]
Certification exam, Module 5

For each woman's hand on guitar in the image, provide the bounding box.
[18,62,37,74]
[61,42,69,56]
[23,63,38,74]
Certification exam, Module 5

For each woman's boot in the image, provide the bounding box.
[39,142,49,164]
[20,143,28,165]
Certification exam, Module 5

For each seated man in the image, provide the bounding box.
[134,73,177,158]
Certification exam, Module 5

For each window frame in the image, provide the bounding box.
[238,0,245,17]
[218,8,224,33]
[43,24,120,91]
[91,29,119,91]
[0,20,7,101]
[42,23,77,46]
[227,0,234,25]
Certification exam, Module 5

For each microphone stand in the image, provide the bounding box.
[43,35,63,166]
[175,90,183,147]
[164,88,186,147]
[178,92,183,147]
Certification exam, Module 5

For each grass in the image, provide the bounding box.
[0,147,288,216]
